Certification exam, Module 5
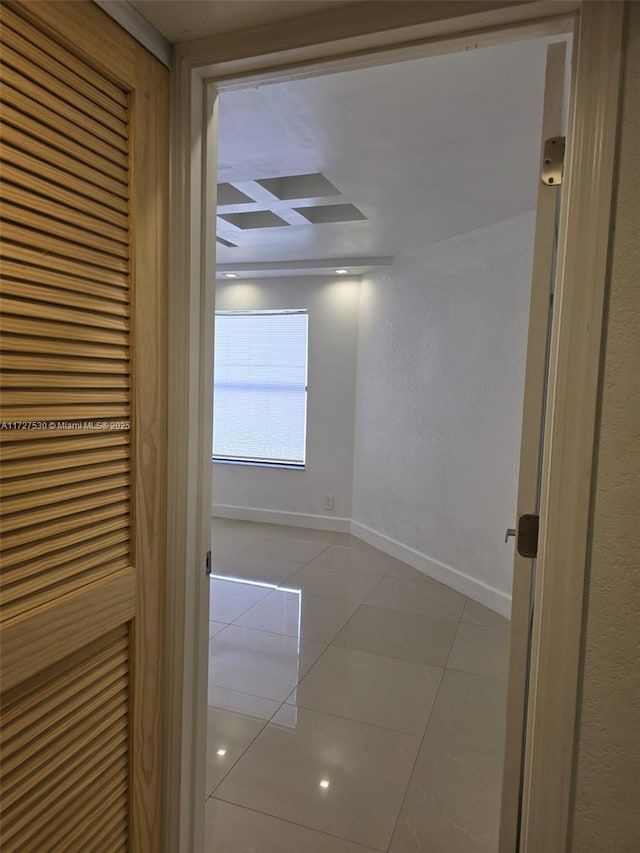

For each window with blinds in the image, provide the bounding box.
[213,310,308,467]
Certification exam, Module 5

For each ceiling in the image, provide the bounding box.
[129,0,357,43]
[214,34,569,276]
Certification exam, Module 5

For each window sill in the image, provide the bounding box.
[212,458,305,471]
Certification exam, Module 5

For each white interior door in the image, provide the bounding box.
[499,40,567,853]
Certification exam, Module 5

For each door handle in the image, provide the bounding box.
[505,528,516,543]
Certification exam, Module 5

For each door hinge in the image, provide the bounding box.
[517,514,540,559]
[205,550,212,576]
[541,136,565,186]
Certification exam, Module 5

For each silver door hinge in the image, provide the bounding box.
[205,550,212,576]
[541,136,565,186]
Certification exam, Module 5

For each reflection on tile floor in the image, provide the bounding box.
[206,520,510,853]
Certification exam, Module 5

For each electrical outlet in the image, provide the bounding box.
[323,495,334,512]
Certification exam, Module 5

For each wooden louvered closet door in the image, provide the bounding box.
[0,2,167,850]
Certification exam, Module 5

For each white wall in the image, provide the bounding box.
[352,211,536,610]
[212,276,360,526]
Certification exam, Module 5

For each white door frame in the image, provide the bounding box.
[165,2,624,851]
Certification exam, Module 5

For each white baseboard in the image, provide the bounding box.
[350,520,511,619]
[211,504,510,617]
[212,503,351,533]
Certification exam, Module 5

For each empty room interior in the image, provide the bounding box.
[206,33,571,853]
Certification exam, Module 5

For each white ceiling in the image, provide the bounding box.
[214,35,570,275]
[130,0,356,43]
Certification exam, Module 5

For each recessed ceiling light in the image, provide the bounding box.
[224,273,238,278]
[319,779,330,789]
[216,748,227,757]
[335,269,348,275]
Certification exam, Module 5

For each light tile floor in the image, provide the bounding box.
[206,519,510,853]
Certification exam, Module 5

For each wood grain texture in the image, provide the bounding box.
[1,202,129,260]
[128,39,169,853]
[1,289,129,328]
[0,161,128,227]
[0,70,128,160]
[1,4,166,849]
[0,3,128,106]
[0,43,129,138]
[1,183,129,245]
[0,245,128,294]
[0,628,130,852]
[0,121,129,193]
[0,569,135,690]
[0,221,128,273]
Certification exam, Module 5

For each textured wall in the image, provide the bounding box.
[213,276,360,520]
[352,211,535,607]
[570,5,640,850]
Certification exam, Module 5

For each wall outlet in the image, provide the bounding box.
[323,495,334,512]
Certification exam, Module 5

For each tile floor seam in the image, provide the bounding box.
[207,795,388,852]
[228,617,450,674]
[207,696,287,799]
[384,663,447,852]
[341,600,462,627]
[277,695,436,740]
[440,591,470,673]
[325,636,448,674]
[444,663,509,682]
[206,684,293,713]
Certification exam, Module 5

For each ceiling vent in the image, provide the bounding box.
[294,203,366,224]
[218,210,290,229]
[256,173,340,201]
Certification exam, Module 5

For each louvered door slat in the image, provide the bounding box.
[1,278,129,316]
[2,183,129,245]
[0,120,128,192]
[0,354,128,377]
[0,5,128,109]
[2,673,128,777]
[1,554,129,628]
[0,240,129,287]
[2,500,129,552]
[0,459,129,497]
[1,289,129,328]
[0,627,130,853]
[1,161,128,228]
[1,42,128,135]
[1,313,129,344]
[47,774,128,852]
[1,201,129,259]
[1,67,128,155]
[0,486,129,533]
[0,85,128,178]
[2,513,130,572]
[0,221,128,274]
[1,431,129,463]
[0,473,129,515]
[3,733,128,846]
[1,372,130,388]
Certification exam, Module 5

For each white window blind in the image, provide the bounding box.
[213,310,308,466]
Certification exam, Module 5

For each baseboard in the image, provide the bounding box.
[211,504,510,616]
[212,503,351,533]
[350,520,511,619]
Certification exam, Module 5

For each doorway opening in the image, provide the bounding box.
[204,27,573,853]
